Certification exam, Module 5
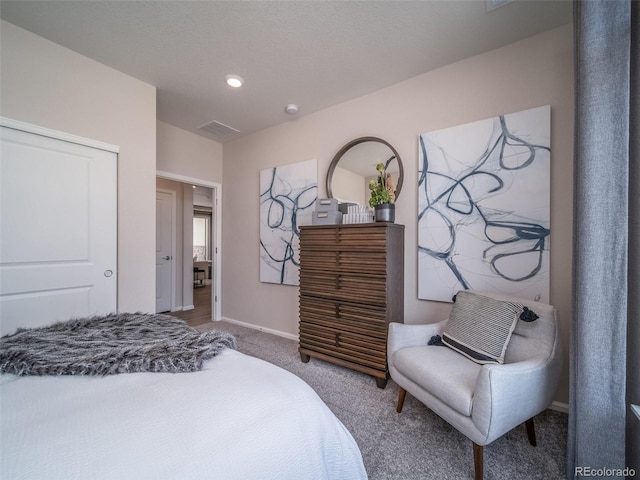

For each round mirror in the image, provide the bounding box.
[326,137,403,205]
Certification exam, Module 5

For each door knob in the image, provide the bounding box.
[163,256,171,260]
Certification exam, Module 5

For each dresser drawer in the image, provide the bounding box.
[299,295,387,336]
[300,250,387,274]
[300,226,389,252]
[298,323,387,371]
[299,272,386,305]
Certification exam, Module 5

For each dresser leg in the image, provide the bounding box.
[375,377,388,389]
[300,352,310,363]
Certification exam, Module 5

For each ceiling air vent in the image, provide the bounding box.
[485,0,512,12]
[198,120,240,140]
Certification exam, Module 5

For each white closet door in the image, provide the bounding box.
[0,121,117,336]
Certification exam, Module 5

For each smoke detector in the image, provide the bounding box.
[285,104,299,115]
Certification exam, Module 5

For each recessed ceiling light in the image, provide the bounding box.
[285,104,299,115]
[225,75,244,88]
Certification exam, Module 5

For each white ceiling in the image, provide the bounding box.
[0,0,572,142]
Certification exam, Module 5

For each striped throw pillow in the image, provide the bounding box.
[442,291,522,364]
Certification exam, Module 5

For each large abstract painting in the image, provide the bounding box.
[260,159,317,285]
[418,105,551,302]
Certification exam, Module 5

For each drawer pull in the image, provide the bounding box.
[335,332,340,347]
[335,303,341,318]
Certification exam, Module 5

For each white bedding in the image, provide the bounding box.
[0,348,367,480]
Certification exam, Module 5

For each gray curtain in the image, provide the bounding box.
[568,0,639,478]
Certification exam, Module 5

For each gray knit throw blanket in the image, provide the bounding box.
[0,313,236,376]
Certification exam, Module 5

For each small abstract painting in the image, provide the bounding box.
[260,159,317,285]
[418,105,551,302]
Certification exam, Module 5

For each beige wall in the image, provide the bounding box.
[0,20,157,313]
[222,24,574,403]
[157,120,223,184]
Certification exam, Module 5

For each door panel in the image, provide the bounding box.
[0,124,117,336]
[1,151,90,263]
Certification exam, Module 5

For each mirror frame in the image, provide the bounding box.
[326,136,404,202]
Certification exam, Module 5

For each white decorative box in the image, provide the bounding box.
[342,204,374,224]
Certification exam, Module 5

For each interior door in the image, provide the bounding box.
[155,190,174,313]
[0,121,117,336]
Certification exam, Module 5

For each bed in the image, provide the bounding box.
[0,315,367,480]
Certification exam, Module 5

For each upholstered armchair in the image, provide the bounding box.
[387,291,562,480]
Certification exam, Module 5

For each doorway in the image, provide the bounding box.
[155,171,221,324]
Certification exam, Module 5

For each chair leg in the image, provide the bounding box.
[525,417,537,446]
[472,442,483,480]
[396,387,407,413]
[471,421,534,480]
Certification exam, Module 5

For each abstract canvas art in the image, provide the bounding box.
[260,159,317,285]
[418,105,551,302]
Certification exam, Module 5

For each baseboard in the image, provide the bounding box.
[549,401,569,414]
[220,316,299,342]
[171,305,195,312]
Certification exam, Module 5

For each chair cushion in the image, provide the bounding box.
[442,291,523,364]
[392,345,482,416]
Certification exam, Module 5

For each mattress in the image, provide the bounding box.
[0,348,367,480]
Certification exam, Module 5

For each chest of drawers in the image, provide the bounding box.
[298,223,404,388]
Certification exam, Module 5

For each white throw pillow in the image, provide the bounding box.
[442,291,523,364]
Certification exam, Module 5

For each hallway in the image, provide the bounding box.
[171,284,211,327]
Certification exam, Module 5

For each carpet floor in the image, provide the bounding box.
[195,320,568,480]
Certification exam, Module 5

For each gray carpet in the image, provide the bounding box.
[195,321,568,480]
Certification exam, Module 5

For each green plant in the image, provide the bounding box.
[368,162,395,207]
